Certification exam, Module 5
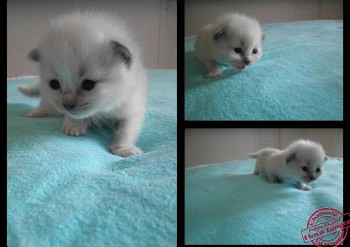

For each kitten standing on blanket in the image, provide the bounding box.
[18,11,148,157]
[248,140,328,191]
[195,13,265,79]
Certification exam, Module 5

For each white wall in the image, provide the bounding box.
[185,0,343,36]
[185,129,343,168]
[7,0,177,77]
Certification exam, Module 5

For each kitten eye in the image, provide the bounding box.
[82,80,96,91]
[252,48,258,54]
[316,168,321,172]
[49,79,60,90]
[301,167,308,172]
[234,48,242,54]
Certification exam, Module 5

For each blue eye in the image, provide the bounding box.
[316,168,321,172]
[82,80,96,91]
[252,48,258,54]
[302,167,308,172]
[234,48,242,54]
[49,79,60,90]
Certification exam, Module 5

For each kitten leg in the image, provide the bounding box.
[296,181,312,191]
[61,116,88,136]
[27,107,48,118]
[109,117,143,157]
[27,99,60,118]
[204,60,222,79]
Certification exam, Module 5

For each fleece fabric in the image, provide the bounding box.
[185,20,343,120]
[185,158,343,245]
[7,70,177,247]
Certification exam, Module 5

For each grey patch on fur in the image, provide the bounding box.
[110,41,132,68]
[286,153,296,163]
[28,49,40,62]
[213,27,226,41]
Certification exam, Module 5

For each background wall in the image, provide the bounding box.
[185,129,343,168]
[7,0,177,77]
[185,0,343,36]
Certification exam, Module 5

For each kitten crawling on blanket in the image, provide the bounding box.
[195,13,265,79]
[18,11,148,157]
[248,140,328,191]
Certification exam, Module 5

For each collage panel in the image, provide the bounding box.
[7,1,177,246]
[184,0,343,121]
[185,128,343,245]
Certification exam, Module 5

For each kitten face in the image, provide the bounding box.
[213,28,264,70]
[33,35,132,119]
[285,152,327,183]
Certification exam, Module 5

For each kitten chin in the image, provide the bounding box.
[18,11,148,157]
[248,140,327,191]
[195,12,265,79]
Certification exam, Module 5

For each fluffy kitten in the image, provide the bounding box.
[195,13,265,79]
[248,140,328,191]
[18,11,148,157]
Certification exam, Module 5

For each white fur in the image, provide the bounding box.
[18,11,148,157]
[248,140,328,191]
[195,13,265,79]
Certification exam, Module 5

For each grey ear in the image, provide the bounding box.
[110,41,132,68]
[213,27,226,41]
[286,153,296,163]
[28,49,40,62]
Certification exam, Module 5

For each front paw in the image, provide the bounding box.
[206,71,222,79]
[62,121,87,136]
[297,181,312,191]
[109,144,143,157]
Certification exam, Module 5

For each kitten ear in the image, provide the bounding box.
[262,33,266,41]
[213,27,226,41]
[286,153,296,163]
[110,41,132,68]
[28,49,40,62]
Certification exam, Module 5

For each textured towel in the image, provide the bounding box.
[185,158,343,244]
[7,69,177,247]
[185,21,343,120]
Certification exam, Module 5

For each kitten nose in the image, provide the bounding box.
[309,174,316,180]
[62,92,76,110]
[244,59,251,65]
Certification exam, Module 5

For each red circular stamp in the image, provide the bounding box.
[301,208,349,246]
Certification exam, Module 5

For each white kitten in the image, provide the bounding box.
[195,13,265,79]
[18,11,148,157]
[248,140,328,191]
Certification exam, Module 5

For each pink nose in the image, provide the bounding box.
[244,59,251,65]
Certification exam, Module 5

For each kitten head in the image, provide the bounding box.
[29,12,137,119]
[211,13,265,70]
[285,140,328,183]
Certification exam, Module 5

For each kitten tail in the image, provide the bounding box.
[247,152,260,158]
[17,84,40,97]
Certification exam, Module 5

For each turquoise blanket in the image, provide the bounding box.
[185,21,343,120]
[7,70,177,247]
[185,158,343,244]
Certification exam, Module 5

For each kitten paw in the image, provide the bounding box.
[297,182,312,191]
[62,122,87,136]
[206,71,222,79]
[27,108,47,118]
[109,145,143,157]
